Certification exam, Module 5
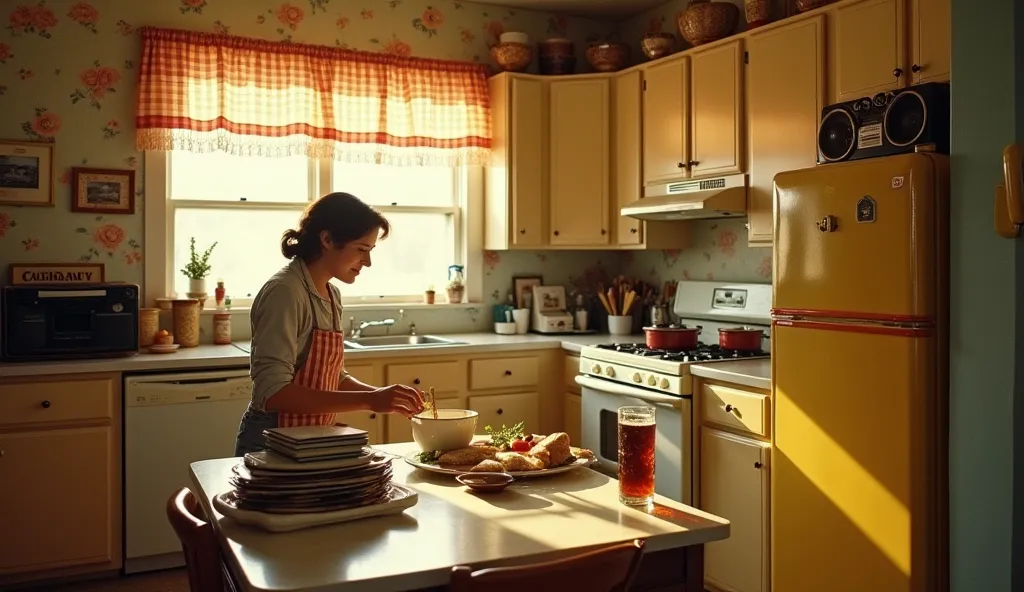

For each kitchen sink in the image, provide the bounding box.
[344,335,466,349]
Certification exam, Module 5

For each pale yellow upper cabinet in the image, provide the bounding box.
[642,58,690,184]
[484,74,546,250]
[830,0,905,102]
[746,16,825,247]
[911,0,950,84]
[690,40,744,177]
[613,70,643,246]
[548,78,611,246]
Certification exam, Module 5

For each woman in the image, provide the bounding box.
[234,192,424,457]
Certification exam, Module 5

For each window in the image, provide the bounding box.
[160,151,464,306]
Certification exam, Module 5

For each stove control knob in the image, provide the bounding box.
[659,378,670,389]
[632,372,642,383]
[647,375,657,386]
[591,363,601,373]
[605,367,616,378]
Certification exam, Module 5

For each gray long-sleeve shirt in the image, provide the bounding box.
[249,258,345,410]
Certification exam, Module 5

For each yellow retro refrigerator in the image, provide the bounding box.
[771,152,948,592]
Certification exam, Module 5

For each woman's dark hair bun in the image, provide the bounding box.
[280,192,390,261]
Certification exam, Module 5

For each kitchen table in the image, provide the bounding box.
[189,442,730,592]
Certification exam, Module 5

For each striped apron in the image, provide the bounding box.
[234,289,345,456]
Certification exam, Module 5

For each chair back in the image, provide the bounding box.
[166,487,227,592]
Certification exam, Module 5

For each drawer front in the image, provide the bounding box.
[701,383,770,437]
[385,362,461,393]
[467,392,540,435]
[0,376,115,426]
[335,411,384,445]
[386,395,461,444]
[564,355,581,393]
[469,357,539,391]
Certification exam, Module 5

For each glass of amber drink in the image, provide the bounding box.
[617,406,656,505]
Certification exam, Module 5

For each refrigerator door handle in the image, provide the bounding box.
[996,142,1024,238]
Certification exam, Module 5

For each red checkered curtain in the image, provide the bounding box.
[135,27,491,166]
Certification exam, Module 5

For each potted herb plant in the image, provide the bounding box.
[181,237,217,304]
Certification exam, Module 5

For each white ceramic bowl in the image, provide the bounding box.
[494,321,517,335]
[411,409,479,452]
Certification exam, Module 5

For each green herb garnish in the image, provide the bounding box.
[484,422,526,451]
[414,450,442,465]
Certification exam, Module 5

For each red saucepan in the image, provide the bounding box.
[718,326,767,351]
[643,324,702,350]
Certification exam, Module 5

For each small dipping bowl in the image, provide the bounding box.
[456,472,514,493]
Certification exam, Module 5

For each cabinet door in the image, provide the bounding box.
[642,58,689,184]
[387,395,461,444]
[564,392,581,445]
[832,0,905,102]
[510,77,546,246]
[467,392,540,435]
[549,78,610,246]
[701,428,770,592]
[335,411,384,444]
[747,16,825,246]
[911,0,950,84]
[0,427,116,573]
[614,70,643,245]
[690,41,743,177]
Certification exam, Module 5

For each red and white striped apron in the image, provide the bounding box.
[276,289,345,428]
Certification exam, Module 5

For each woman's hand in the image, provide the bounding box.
[367,384,424,417]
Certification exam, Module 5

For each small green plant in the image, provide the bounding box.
[181,237,217,280]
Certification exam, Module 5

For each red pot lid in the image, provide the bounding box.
[644,324,700,331]
[719,326,761,333]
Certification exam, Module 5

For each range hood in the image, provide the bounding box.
[622,173,748,221]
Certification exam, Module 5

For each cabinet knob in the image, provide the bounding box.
[413,378,421,385]
[893,67,903,78]
[630,228,638,234]
[911,64,921,73]
[519,229,526,234]
[0,447,4,458]
[677,162,685,168]
[553,230,560,236]
[724,404,735,413]
[504,370,512,376]
[41,400,51,409]
[369,413,377,419]
[601,229,607,235]
[497,408,504,415]
[689,160,700,167]
[754,461,763,469]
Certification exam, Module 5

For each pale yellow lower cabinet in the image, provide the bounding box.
[564,392,581,444]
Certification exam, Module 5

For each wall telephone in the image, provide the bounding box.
[995,143,1024,238]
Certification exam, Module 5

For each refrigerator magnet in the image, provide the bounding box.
[856,195,876,223]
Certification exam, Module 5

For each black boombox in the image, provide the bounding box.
[816,82,950,164]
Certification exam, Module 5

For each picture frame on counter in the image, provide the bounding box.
[512,275,542,309]
[8,262,105,285]
[71,166,136,214]
[0,140,54,207]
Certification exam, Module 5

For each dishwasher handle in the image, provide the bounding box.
[127,376,252,405]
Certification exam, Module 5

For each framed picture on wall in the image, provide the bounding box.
[71,167,136,214]
[512,275,542,309]
[0,140,54,207]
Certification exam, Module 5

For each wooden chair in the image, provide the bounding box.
[448,539,645,592]
[166,487,237,592]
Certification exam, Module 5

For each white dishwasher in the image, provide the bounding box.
[124,368,251,574]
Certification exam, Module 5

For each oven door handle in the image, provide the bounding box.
[575,375,683,410]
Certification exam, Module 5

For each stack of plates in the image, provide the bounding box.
[263,425,369,462]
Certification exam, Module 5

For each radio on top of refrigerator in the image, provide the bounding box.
[816,81,950,165]
[1,283,139,361]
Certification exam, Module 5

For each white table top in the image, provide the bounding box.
[189,442,730,592]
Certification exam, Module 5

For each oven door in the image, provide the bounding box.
[576,374,692,505]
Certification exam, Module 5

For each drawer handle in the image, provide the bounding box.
[724,404,735,413]
[754,461,763,469]
[497,408,503,415]
[0,447,4,458]
[504,370,512,376]
[41,400,51,409]
[413,378,421,385]
[369,413,377,419]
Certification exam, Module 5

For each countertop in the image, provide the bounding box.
[189,441,730,592]
[690,359,772,391]
[0,333,645,378]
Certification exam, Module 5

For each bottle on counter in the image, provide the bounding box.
[215,280,226,310]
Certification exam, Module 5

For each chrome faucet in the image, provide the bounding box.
[348,309,405,339]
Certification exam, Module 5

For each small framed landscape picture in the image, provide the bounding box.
[72,167,135,215]
[0,140,54,207]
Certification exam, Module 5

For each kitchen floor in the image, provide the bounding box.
[48,569,188,592]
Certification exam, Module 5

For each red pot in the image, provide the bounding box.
[643,324,702,350]
[718,327,766,351]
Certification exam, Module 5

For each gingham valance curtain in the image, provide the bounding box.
[135,27,492,166]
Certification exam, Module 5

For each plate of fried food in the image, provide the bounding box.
[404,418,596,479]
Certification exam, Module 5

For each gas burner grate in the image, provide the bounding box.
[594,342,768,362]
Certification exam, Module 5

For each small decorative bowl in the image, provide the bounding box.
[457,472,514,493]
[499,31,529,45]
[641,32,676,60]
[586,42,630,72]
[491,42,533,72]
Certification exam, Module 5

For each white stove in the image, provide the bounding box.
[576,281,772,505]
